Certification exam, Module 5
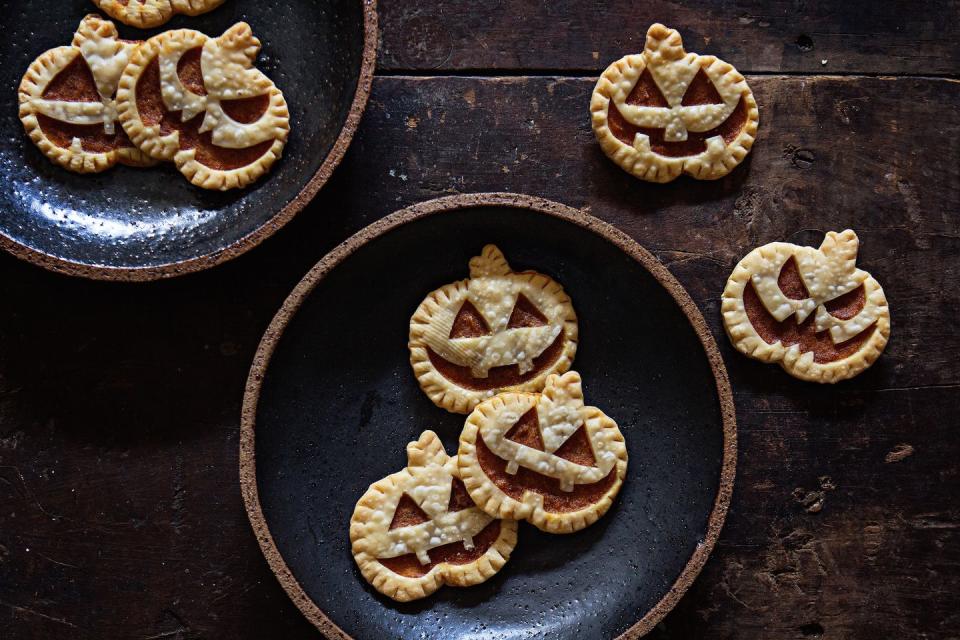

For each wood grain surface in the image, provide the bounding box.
[2,1,958,638]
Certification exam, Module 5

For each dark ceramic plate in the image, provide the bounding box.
[0,0,376,280]
[241,194,737,640]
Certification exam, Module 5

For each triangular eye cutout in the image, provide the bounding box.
[43,56,100,102]
[506,294,548,329]
[389,494,431,530]
[448,478,475,512]
[680,68,724,106]
[553,426,597,467]
[777,257,811,300]
[626,68,669,107]
[504,408,545,451]
[449,300,491,339]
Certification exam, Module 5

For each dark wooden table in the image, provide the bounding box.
[2,2,958,638]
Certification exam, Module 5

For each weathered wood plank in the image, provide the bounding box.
[0,73,958,638]
[378,1,960,75]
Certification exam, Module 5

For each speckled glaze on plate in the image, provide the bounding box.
[240,194,737,639]
[0,0,376,280]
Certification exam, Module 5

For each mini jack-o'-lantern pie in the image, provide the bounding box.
[722,230,891,382]
[117,22,290,190]
[18,15,155,173]
[591,23,759,182]
[350,430,518,602]
[409,245,579,414]
[92,0,226,29]
[458,371,628,534]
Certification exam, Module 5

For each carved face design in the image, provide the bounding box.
[457,372,628,534]
[410,245,579,414]
[18,15,155,173]
[350,431,517,602]
[722,230,891,382]
[117,22,290,190]
[591,23,759,182]
[93,0,226,29]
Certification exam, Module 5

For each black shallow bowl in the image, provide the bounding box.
[0,0,376,280]
[241,194,737,640]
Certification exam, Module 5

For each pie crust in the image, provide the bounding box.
[409,245,578,414]
[350,430,518,602]
[92,0,226,29]
[458,371,628,534]
[721,230,891,382]
[116,22,290,190]
[591,23,759,182]
[18,15,155,173]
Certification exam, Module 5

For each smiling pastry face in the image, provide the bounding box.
[409,245,579,414]
[591,23,759,182]
[350,430,518,602]
[457,371,628,534]
[18,15,156,173]
[116,22,290,190]
[722,230,891,382]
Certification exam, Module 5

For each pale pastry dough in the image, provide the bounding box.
[116,22,290,190]
[92,0,226,29]
[591,23,759,182]
[410,245,578,414]
[458,372,628,534]
[18,15,155,173]
[722,230,891,382]
[350,431,518,602]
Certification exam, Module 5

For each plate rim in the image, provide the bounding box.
[239,192,738,640]
[0,0,378,281]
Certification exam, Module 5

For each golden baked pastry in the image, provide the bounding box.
[116,22,290,190]
[409,245,578,414]
[92,0,226,29]
[722,230,891,382]
[350,431,518,602]
[18,15,155,173]
[591,23,759,182]
[458,372,628,534]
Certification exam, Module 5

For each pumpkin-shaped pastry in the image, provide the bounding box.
[409,245,579,414]
[591,23,759,182]
[18,15,155,173]
[722,230,891,382]
[350,431,518,602]
[458,371,628,534]
[92,0,226,29]
[116,22,290,190]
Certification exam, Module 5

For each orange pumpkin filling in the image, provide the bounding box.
[475,407,617,512]
[135,48,274,171]
[607,66,748,157]
[744,257,876,363]
[378,521,502,578]
[377,478,500,578]
[38,54,136,153]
